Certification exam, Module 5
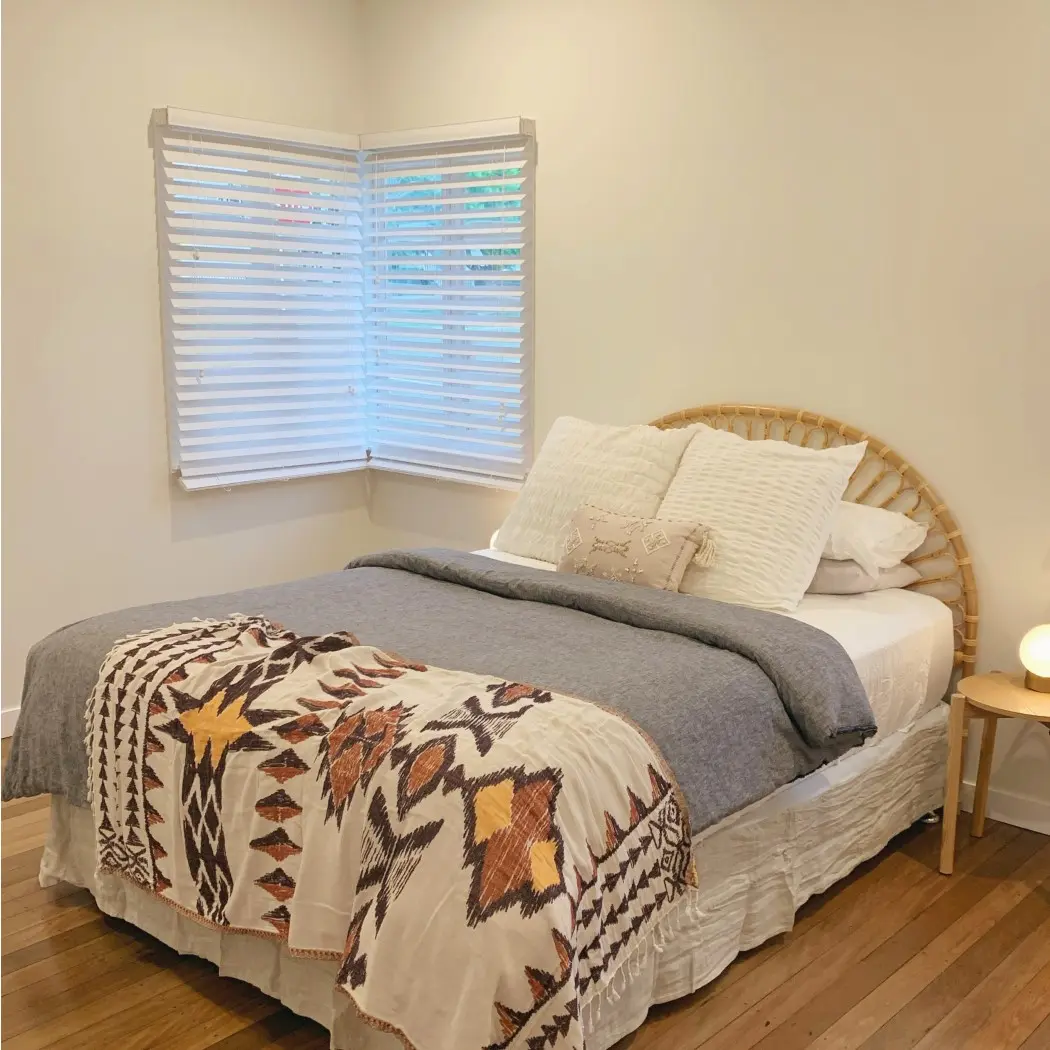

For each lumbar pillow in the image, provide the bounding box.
[657,427,867,611]
[807,558,922,595]
[556,505,715,591]
[495,417,694,565]
[822,501,928,578]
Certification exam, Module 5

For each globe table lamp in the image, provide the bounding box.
[1019,624,1050,693]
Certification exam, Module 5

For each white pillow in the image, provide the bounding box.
[657,428,867,611]
[495,417,694,565]
[822,501,929,578]
[807,558,921,595]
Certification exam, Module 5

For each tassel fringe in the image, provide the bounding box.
[692,528,716,568]
[580,894,695,1036]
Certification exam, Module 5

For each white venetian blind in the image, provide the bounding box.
[154,112,535,491]
[364,136,534,485]
[155,125,367,489]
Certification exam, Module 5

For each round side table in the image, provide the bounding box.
[940,672,1050,875]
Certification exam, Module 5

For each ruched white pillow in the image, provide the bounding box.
[657,427,867,611]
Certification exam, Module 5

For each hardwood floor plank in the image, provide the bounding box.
[1,847,46,888]
[695,822,944,1002]
[0,913,125,973]
[912,916,1050,1050]
[0,808,53,836]
[1019,1013,1050,1050]
[0,797,48,821]
[809,841,1050,1049]
[1,836,50,864]
[637,845,934,1049]
[1,889,96,937]
[696,828,1047,1050]
[1,815,52,860]
[2,958,276,1050]
[2,879,87,916]
[204,1010,332,1050]
[1,944,185,1039]
[639,841,928,1041]
[853,875,1050,1049]
[961,958,1050,1049]
[1,921,151,996]
[634,821,1018,1050]
[1,894,103,955]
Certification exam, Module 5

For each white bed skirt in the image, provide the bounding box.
[41,705,948,1050]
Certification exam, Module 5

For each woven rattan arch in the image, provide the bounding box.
[650,404,978,671]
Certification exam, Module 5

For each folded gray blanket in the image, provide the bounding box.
[3,548,874,832]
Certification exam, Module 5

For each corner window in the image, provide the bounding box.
[153,112,534,490]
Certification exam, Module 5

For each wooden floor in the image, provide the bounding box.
[2,762,1049,1047]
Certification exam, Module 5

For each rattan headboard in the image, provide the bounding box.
[650,404,978,671]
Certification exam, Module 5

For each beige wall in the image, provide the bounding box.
[1,0,374,722]
[358,0,1050,824]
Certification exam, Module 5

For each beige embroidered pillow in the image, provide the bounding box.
[494,417,695,565]
[556,505,714,592]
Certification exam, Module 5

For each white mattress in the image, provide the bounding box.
[473,547,955,739]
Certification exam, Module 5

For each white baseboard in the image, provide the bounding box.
[960,779,1050,835]
[1,706,20,738]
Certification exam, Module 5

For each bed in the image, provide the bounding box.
[2,404,978,1050]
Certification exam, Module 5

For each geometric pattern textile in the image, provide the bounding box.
[88,617,695,1050]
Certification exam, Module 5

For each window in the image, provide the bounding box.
[152,110,534,491]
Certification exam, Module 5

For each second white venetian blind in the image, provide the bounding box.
[364,136,534,486]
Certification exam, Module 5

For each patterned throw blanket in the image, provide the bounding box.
[87,617,696,1049]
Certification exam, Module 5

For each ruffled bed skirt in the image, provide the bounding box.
[40,705,947,1049]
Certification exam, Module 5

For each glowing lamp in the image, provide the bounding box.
[1019,624,1050,693]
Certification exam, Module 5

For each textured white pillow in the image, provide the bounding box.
[807,558,922,595]
[822,501,928,578]
[495,417,694,565]
[657,428,867,611]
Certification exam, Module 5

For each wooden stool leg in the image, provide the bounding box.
[971,715,998,837]
[940,693,968,875]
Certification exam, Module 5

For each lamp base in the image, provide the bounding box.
[1024,669,1050,693]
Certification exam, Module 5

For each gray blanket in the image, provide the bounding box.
[2,548,874,832]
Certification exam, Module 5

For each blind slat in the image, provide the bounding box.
[179,411,363,432]
[179,397,356,418]
[180,424,364,447]
[368,345,523,361]
[179,459,365,490]
[169,249,364,271]
[181,438,364,463]
[371,396,523,423]
[173,343,362,356]
[369,384,523,407]
[175,384,359,402]
[179,449,366,478]
[373,174,528,195]
[368,332,524,347]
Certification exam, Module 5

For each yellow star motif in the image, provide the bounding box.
[179,690,253,764]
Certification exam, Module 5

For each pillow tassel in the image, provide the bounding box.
[692,528,716,568]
